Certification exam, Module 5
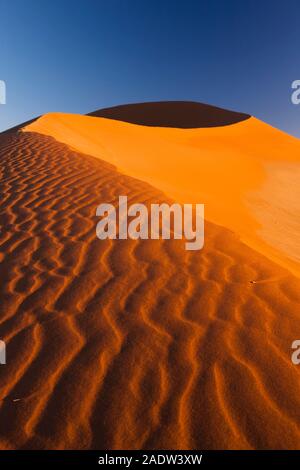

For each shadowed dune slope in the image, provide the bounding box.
[88,101,250,128]
[0,131,300,449]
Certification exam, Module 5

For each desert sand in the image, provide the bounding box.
[24,105,300,276]
[0,102,299,449]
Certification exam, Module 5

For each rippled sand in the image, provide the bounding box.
[0,105,299,449]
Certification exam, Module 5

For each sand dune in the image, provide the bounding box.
[88,101,250,128]
[0,103,299,449]
[24,108,300,276]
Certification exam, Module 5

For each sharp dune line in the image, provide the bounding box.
[0,129,299,450]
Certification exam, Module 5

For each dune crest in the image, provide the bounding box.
[23,110,300,277]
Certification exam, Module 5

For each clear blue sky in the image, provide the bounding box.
[0,0,300,136]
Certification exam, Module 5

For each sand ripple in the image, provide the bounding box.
[0,131,299,449]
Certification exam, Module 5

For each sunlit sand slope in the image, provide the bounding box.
[0,131,300,449]
[23,110,300,277]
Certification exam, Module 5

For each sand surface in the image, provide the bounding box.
[0,106,299,449]
[24,112,300,276]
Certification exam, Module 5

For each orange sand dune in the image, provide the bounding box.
[23,110,300,277]
[0,104,299,450]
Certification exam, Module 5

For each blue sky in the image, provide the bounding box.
[0,0,300,136]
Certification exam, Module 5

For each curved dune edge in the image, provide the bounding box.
[0,131,300,450]
[23,112,300,277]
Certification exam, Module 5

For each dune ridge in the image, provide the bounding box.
[0,128,300,449]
